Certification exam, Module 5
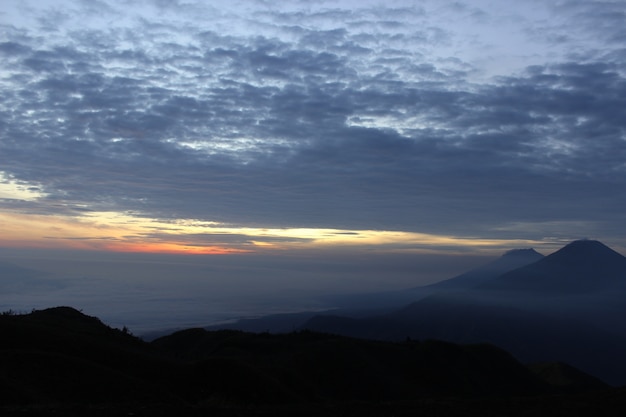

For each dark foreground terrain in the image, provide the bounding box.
[1,307,624,416]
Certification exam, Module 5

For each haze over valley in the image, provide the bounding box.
[0,246,498,333]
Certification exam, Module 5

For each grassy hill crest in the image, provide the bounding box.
[1,306,622,416]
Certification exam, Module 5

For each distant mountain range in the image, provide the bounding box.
[301,240,626,385]
[425,248,546,291]
[480,239,626,294]
[203,246,546,335]
[315,247,545,312]
[5,239,626,414]
[0,261,62,293]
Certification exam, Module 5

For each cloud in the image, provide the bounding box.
[549,0,626,45]
[0,0,625,250]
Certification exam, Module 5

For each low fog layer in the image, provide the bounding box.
[0,248,489,334]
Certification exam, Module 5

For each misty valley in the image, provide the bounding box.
[2,239,626,415]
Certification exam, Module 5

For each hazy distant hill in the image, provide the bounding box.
[303,240,626,386]
[203,310,324,335]
[480,240,626,294]
[0,261,62,293]
[427,248,544,291]
[328,248,544,309]
[4,242,626,413]
[210,247,545,333]
[476,240,626,339]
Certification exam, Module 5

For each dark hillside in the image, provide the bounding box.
[528,362,608,393]
[0,307,179,406]
[2,306,626,416]
[304,294,626,386]
[0,307,550,406]
[153,328,548,400]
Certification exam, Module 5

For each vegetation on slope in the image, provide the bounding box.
[0,306,621,416]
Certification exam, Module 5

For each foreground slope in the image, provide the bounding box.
[3,306,625,416]
[152,328,547,401]
[1,307,548,404]
[0,306,177,405]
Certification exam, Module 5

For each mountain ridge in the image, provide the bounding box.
[423,247,544,291]
[205,246,545,334]
[302,240,626,385]
[480,239,626,294]
[4,305,604,416]
[5,242,626,416]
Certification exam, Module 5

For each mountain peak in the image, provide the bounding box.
[560,239,617,250]
[548,239,625,264]
[483,240,626,294]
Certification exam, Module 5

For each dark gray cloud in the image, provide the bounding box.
[1,0,625,244]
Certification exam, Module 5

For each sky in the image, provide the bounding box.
[1,0,626,331]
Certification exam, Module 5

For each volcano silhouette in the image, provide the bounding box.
[481,240,626,294]
[302,240,626,385]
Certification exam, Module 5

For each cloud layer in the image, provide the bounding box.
[1,0,625,251]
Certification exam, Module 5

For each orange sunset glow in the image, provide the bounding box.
[0,209,547,255]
